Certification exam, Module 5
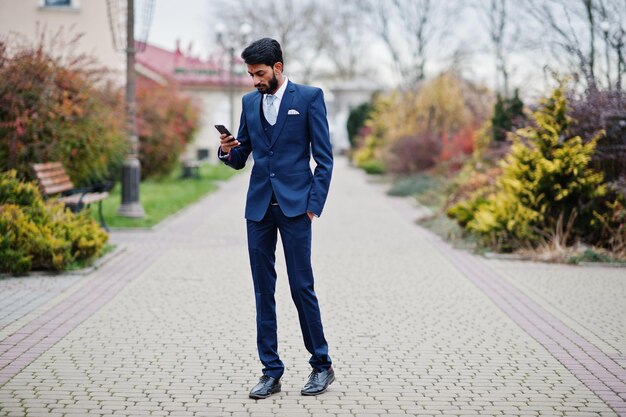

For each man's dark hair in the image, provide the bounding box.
[241,38,283,68]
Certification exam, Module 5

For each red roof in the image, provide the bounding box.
[135,42,250,87]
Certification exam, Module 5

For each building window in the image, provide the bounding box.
[40,0,80,10]
[43,0,72,6]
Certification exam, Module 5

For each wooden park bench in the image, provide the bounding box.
[31,162,110,231]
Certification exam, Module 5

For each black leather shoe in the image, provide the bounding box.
[301,367,335,396]
[249,375,281,399]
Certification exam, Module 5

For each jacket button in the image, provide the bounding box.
[269,151,274,156]
[270,173,275,178]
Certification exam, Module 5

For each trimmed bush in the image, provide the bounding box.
[0,170,107,274]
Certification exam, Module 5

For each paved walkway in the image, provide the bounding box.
[0,157,625,417]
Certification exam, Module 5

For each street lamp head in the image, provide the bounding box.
[240,22,252,37]
[216,21,252,50]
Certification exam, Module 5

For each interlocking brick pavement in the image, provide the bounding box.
[0,157,624,416]
[0,275,82,332]
[488,261,626,358]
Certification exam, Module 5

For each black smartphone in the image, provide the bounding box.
[215,124,235,141]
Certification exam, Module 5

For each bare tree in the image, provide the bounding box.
[522,0,625,90]
[210,0,368,84]
[320,2,370,81]
[474,0,522,97]
[596,0,626,91]
[358,0,456,86]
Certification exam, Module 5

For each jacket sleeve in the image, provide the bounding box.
[221,98,252,170]
[306,89,334,217]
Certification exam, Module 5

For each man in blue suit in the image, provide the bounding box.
[217,38,334,399]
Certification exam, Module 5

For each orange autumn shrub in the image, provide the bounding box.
[0,35,127,186]
[136,82,201,179]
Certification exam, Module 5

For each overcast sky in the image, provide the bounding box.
[147,0,214,55]
[146,0,550,96]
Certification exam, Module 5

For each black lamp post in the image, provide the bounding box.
[215,22,252,131]
[117,0,145,218]
[106,0,154,218]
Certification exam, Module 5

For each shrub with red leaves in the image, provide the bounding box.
[0,34,127,185]
[384,133,440,175]
[439,126,476,168]
[136,83,200,179]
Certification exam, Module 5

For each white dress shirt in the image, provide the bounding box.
[219,76,290,159]
[263,76,289,125]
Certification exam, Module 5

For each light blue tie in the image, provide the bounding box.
[265,95,277,125]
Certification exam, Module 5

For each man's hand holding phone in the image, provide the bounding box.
[215,125,240,154]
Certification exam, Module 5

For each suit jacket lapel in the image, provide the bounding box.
[250,92,268,146]
[270,81,296,147]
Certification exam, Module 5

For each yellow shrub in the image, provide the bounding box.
[448,87,608,251]
[0,170,108,274]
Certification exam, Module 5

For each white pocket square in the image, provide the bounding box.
[287,109,300,115]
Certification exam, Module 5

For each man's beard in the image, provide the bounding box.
[256,71,279,94]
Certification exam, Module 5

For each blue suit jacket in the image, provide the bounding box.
[222,81,334,222]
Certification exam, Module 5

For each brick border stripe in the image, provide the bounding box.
[0,247,163,386]
[424,231,626,416]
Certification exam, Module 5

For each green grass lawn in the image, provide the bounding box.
[93,162,239,228]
